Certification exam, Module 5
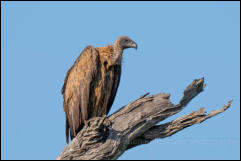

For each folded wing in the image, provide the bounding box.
[62,46,100,143]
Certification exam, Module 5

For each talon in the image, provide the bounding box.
[103,116,112,127]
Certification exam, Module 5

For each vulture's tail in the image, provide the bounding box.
[65,116,69,144]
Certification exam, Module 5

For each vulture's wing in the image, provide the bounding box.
[62,46,100,143]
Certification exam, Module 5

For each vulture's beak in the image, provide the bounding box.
[131,41,138,50]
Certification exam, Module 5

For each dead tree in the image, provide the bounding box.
[57,77,232,160]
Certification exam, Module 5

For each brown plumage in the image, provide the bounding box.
[62,36,137,143]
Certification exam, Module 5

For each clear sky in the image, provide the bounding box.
[1,1,240,160]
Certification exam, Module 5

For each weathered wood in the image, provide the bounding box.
[127,100,232,149]
[57,78,232,160]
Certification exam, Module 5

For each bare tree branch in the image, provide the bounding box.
[57,78,232,160]
[127,100,232,149]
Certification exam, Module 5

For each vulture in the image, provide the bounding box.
[62,36,137,143]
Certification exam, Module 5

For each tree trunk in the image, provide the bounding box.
[57,77,232,160]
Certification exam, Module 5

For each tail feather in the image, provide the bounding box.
[65,116,69,144]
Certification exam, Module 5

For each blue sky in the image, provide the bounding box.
[1,1,240,160]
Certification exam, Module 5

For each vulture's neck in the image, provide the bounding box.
[112,43,123,65]
[113,43,123,56]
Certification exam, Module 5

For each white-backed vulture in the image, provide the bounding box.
[62,36,137,143]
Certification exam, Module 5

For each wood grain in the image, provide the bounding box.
[57,78,232,160]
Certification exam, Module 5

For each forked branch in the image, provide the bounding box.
[57,78,232,160]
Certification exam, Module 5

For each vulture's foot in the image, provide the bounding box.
[103,115,112,127]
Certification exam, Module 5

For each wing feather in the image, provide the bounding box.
[62,46,100,143]
[106,65,121,115]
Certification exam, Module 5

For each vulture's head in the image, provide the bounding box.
[111,36,137,65]
[115,36,137,50]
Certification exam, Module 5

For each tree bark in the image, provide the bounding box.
[57,77,232,160]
